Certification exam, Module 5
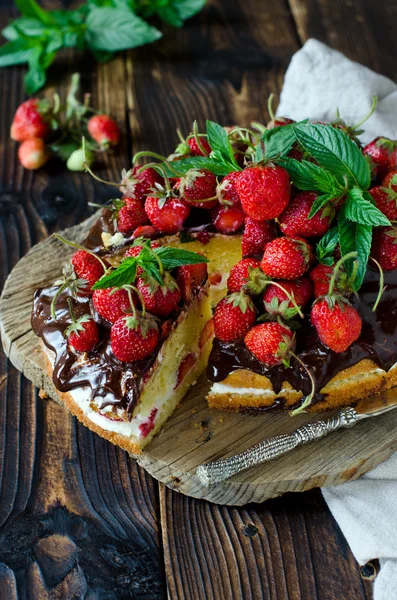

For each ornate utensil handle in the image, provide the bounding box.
[196,407,358,486]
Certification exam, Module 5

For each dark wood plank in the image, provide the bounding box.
[288,0,397,81]
[160,486,373,600]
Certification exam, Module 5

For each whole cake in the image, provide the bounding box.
[32,106,397,451]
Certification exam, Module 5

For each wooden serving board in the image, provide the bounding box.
[1,215,397,506]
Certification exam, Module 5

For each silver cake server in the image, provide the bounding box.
[196,394,397,486]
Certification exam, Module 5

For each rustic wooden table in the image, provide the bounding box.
[1,0,395,597]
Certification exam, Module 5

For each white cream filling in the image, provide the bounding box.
[210,383,278,396]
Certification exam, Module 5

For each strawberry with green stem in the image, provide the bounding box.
[331,95,377,144]
[213,292,257,342]
[363,136,397,179]
[266,93,295,129]
[65,298,99,353]
[175,121,211,157]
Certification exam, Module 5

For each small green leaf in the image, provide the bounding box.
[93,257,138,289]
[206,120,239,168]
[345,187,391,227]
[2,17,48,40]
[24,45,47,94]
[308,193,336,218]
[154,246,209,269]
[160,156,233,177]
[173,0,207,20]
[281,158,344,196]
[15,0,55,24]
[316,226,339,265]
[261,124,296,159]
[294,123,371,190]
[0,39,36,67]
[85,7,162,51]
[338,205,372,291]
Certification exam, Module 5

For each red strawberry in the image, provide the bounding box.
[242,217,277,258]
[176,353,196,387]
[263,278,312,316]
[371,227,397,271]
[363,137,397,179]
[188,136,211,156]
[133,225,159,239]
[71,250,105,295]
[311,298,362,352]
[11,99,51,141]
[382,170,397,190]
[92,287,134,323]
[180,169,218,209]
[120,167,164,202]
[213,292,257,342]
[87,114,120,147]
[236,165,291,221]
[260,237,313,280]
[124,241,159,258]
[111,315,159,362]
[309,263,352,298]
[139,408,158,438]
[176,261,208,303]
[244,322,295,366]
[137,272,181,317]
[18,138,49,170]
[65,314,99,353]
[117,199,149,235]
[369,186,397,221]
[279,191,334,238]
[145,196,190,234]
[212,206,245,234]
[227,258,261,293]
[216,172,241,207]
[267,116,295,129]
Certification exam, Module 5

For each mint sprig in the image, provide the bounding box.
[0,0,206,94]
[92,245,209,290]
[316,226,339,266]
[338,204,372,291]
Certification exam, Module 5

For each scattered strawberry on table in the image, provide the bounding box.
[10,74,120,171]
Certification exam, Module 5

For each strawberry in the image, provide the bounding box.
[309,263,352,298]
[176,261,208,303]
[242,217,277,258]
[382,170,397,191]
[311,298,362,352]
[267,116,295,129]
[132,225,159,239]
[111,315,159,362]
[137,272,181,317]
[120,167,164,202]
[263,278,312,317]
[216,172,242,207]
[188,136,211,156]
[369,186,397,221]
[117,199,149,235]
[87,114,120,147]
[236,165,291,221]
[139,408,158,438]
[92,287,134,323]
[71,250,105,294]
[371,227,397,271]
[65,314,99,353]
[212,206,245,233]
[11,99,51,141]
[260,237,313,280]
[279,191,334,238]
[18,138,49,170]
[363,137,397,179]
[124,241,159,258]
[227,258,261,293]
[145,196,190,234]
[176,353,196,387]
[180,169,218,209]
[213,292,257,342]
[199,318,214,349]
[244,322,295,366]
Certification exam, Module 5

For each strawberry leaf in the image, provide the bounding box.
[316,226,339,266]
[260,124,296,159]
[345,187,391,227]
[93,257,138,290]
[293,123,371,190]
[281,158,344,199]
[206,120,240,169]
[159,156,233,177]
[154,246,209,269]
[338,205,372,291]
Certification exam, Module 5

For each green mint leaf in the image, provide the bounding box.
[85,7,162,51]
[261,124,296,159]
[160,156,233,177]
[93,257,138,290]
[90,49,115,63]
[316,226,339,265]
[154,246,209,269]
[172,0,207,20]
[206,120,239,169]
[338,205,372,291]
[51,140,80,162]
[157,6,183,27]
[0,39,36,67]
[281,158,344,195]
[293,123,371,190]
[2,17,48,40]
[15,0,55,24]
[308,193,335,219]
[24,45,47,94]
[345,187,391,227]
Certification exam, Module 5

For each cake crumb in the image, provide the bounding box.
[39,389,48,399]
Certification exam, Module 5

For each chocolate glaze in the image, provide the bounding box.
[207,267,397,404]
[84,208,116,253]
[31,287,158,418]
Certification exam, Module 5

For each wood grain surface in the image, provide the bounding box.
[3,215,397,507]
[1,0,396,596]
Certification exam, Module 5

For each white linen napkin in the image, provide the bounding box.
[277,39,397,600]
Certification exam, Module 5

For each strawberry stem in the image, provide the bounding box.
[50,281,68,321]
[328,251,358,296]
[267,93,276,122]
[227,126,259,146]
[352,94,377,131]
[268,281,305,318]
[370,257,386,312]
[123,285,139,319]
[66,297,76,324]
[289,353,316,416]
[133,150,169,164]
[53,233,108,273]
[82,137,120,188]
[192,120,210,157]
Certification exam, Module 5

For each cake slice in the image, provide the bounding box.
[32,240,213,454]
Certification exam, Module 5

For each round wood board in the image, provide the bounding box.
[1,215,397,506]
